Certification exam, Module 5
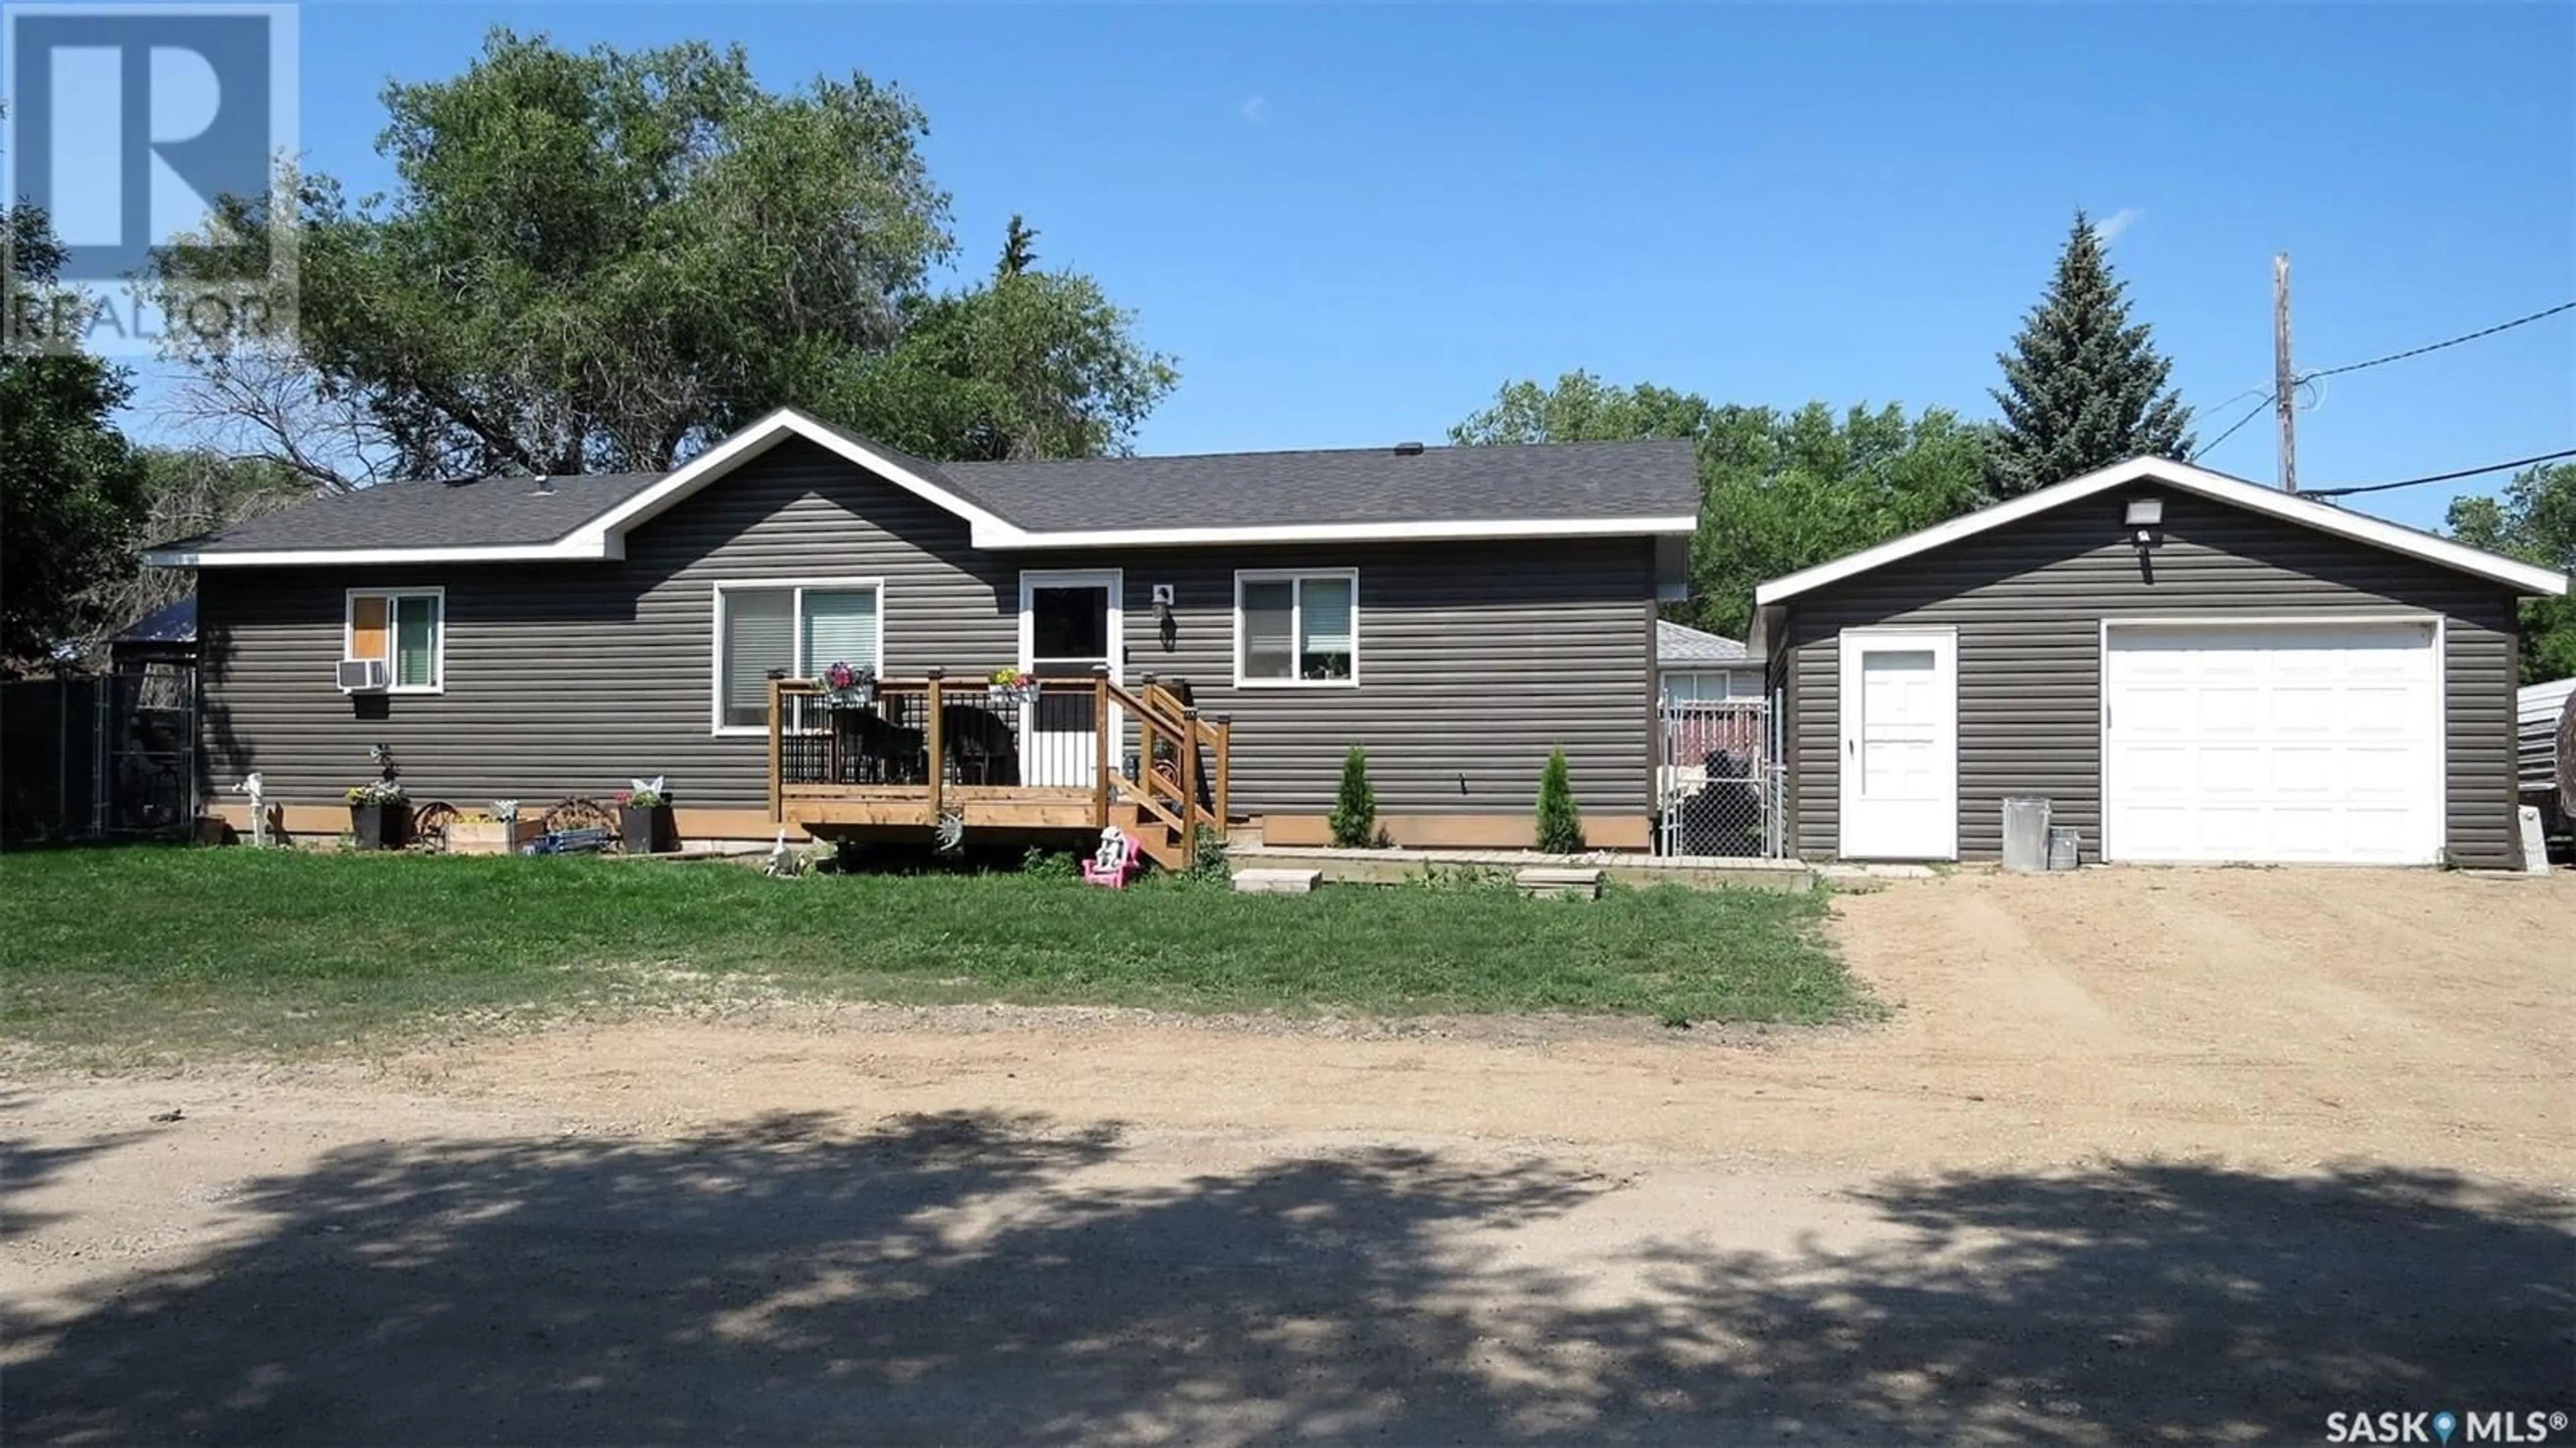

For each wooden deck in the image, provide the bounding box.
[765,672,1230,868]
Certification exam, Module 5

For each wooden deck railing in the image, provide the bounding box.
[765,669,1229,866]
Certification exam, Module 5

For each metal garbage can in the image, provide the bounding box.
[2047,825,2081,871]
[2001,796,2051,873]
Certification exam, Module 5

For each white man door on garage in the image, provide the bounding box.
[2101,620,2443,864]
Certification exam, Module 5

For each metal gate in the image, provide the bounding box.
[1655,694,1784,858]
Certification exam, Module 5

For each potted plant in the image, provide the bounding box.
[345,779,409,850]
[987,667,1036,706]
[344,743,407,849]
[821,660,876,711]
[614,776,674,854]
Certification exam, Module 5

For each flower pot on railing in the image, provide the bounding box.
[619,800,675,854]
[820,662,875,712]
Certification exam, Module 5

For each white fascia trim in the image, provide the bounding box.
[147,541,604,568]
[1752,457,2571,605]
[999,514,1699,550]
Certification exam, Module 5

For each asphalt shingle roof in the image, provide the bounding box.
[941,439,1699,532]
[160,471,666,553]
[159,429,1697,555]
[1656,620,1751,667]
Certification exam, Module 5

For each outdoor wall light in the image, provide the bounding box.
[2123,492,2163,544]
[1151,584,1177,650]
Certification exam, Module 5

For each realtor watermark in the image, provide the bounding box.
[2327,1410,2571,1444]
[3,2,297,354]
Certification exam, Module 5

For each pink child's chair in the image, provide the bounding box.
[1082,827,1142,888]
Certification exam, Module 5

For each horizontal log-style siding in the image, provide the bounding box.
[1780,483,2523,867]
[197,438,1656,824]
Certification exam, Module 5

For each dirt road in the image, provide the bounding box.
[7,868,2571,1443]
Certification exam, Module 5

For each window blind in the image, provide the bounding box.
[802,588,878,674]
[722,589,795,727]
[1299,577,1354,655]
[1242,580,1295,679]
[392,594,439,688]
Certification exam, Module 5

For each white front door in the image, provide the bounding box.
[2102,621,2441,864]
[1018,570,1122,788]
[1837,627,1958,860]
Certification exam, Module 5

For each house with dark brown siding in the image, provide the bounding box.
[1750,456,2567,868]
[149,409,1699,857]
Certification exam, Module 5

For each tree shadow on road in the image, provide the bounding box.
[6,1105,2567,1444]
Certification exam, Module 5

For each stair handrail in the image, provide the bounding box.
[1095,672,1227,847]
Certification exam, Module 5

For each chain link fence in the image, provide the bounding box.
[1655,695,1784,858]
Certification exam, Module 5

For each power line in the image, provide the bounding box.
[2192,393,2277,460]
[2299,301,2576,382]
[2191,301,2575,464]
[2304,448,2576,499]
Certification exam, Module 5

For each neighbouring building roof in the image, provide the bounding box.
[144,409,1700,567]
[112,595,197,645]
[1656,620,1752,668]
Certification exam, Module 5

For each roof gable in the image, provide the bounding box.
[1752,457,2567,605]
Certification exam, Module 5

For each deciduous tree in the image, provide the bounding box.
[1,207,150,668]
[1451,374,1992,637]
[154,30,1174,482]
[2449,462,2576,682]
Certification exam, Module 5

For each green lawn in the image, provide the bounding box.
[0,847,1862,1060]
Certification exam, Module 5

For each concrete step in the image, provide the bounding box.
[1515,866,1604,900]
[1232,868,1322,895]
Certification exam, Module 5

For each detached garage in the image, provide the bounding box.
[1750,458,2569,868]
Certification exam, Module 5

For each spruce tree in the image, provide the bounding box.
[1988,210,2195,496]
[1328,745,1378,847]
[1533,747,1584,854]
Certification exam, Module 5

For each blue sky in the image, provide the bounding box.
[144,3,2576,531]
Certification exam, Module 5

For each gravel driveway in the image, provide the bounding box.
[7,868,2570,1443]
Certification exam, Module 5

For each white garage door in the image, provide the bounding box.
[2102,622,2443,864]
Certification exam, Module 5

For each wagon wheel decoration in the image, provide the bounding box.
[541,796,614,833]
[409,800,462,850]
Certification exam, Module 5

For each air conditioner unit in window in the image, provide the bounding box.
[337,658,390,693]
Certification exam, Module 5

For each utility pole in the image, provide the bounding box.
[2273,252,2298,493]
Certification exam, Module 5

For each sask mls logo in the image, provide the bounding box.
[3,3,297,354]
[2328,1410,2572,1444]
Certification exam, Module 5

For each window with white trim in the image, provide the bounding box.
[345,589,443,691]
[1661,670,1749,704]
[1236,570,1357,684]
[715,582,881,730]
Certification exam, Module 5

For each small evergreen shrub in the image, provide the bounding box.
[1534,745,1584,854]
[1329,745,1378,848]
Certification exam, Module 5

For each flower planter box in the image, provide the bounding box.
[447,819,542,856]
[619,803,676,855]
[349,803,407,851]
